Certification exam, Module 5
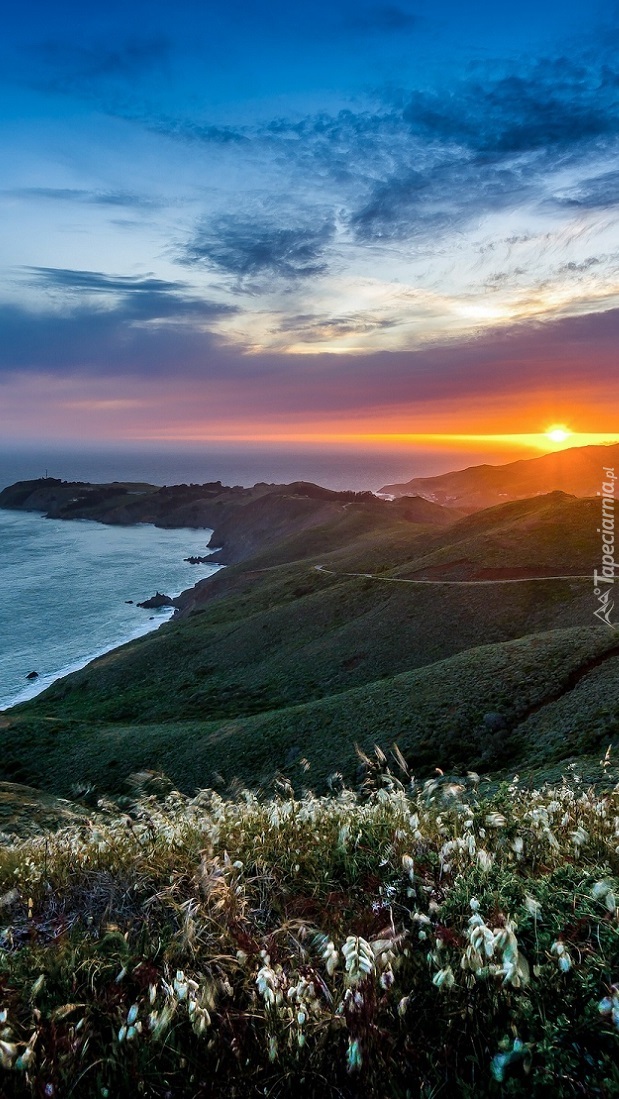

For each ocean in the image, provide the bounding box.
[0,510,221,711]
[0,439,526,496]
[0,440,526,713]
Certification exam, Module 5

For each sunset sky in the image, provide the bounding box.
[1,0,619,455]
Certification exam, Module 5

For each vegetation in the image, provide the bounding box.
[4,627,619,798]
[2,487,616,798]
[1,763,619,1095]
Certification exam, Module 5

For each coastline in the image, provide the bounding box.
[2,603,179,711]
[0,505,222,712]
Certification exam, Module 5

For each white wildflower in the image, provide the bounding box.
[402,854,415,882]
[477,849,494,872]
[571,826,589,850]
[342,936,375,984]
[524,895,541,919]
[551,940,572,973]
[432,966,455,990]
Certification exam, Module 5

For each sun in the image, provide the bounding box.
[545,424,572,444]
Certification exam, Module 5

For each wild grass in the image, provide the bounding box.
[1,759,619,1095]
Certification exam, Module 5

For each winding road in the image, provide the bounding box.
[313,564,591,586]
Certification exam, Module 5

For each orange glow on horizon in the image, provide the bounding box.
[127,430,619,454]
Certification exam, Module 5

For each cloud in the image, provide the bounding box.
[183,216,336,280]
[403,58,619,154]
[557,256,602,273]
[0,301,229,378]
[343,4,418,32]
[0,269,238,374]
[550,168,619,210]
[5,188,160,209]
[145,118,247,145]
[275,311,399,340]
[34,35,170,90]
[2,271,618,430]
[349,155,530,242]
[24,268,187,296]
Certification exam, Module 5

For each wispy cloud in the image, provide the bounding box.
[145,117,247,145]
[5,188,161,209]
[18,268,237,327]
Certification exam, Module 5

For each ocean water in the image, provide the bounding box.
[0,440,528,495]
[0,510,220,711]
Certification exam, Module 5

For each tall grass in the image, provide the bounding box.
[1,758,619,1096]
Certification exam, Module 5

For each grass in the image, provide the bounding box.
[3,625,618,798]
[1,764,619,1095]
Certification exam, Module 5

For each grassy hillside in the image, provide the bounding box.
[390,493,601,579]
[4,626,618,798]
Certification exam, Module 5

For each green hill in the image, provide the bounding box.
[4,626,618,797]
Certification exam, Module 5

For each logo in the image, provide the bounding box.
[593,586,615,627]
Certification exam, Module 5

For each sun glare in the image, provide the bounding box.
[545,424,572,444]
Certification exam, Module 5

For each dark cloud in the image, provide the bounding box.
[550,169,619,210]
[183,217,336,280]
[25,268,186,295]
[0,303,226,377]
[557,257,602,273]
[3,275,617,425]
[403,58,619,154]
[35,35,170,89]
[349,157,529,241]
[19,267,237,327]
[343,4,418,32]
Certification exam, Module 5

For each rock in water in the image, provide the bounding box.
[137,592,175,609]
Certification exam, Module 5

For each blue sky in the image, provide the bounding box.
[1,0,618,447]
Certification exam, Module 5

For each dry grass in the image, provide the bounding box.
[1,759,619,1095]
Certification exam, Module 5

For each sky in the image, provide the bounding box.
[1,0,619,458]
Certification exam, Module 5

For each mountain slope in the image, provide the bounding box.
[380,441,619,508]
[3,627,618,796]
